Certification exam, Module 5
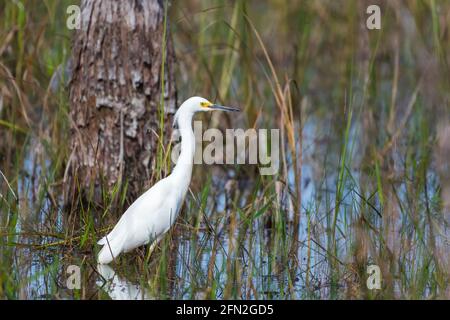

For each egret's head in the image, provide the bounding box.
[181,96,240,113]
[173,96,239,127]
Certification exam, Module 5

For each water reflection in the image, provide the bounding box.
[96,264,152,300]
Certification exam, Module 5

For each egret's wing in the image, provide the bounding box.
[97,230,127,264]
[97,210,129,245]
[98,177,174,251]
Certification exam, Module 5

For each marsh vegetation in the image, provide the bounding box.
[0,0,449,299]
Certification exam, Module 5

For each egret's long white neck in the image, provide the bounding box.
[171,110,195,187]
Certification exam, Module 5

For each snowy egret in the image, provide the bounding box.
[97,96,239,264]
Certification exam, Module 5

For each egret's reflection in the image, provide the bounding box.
[96,264,152,300]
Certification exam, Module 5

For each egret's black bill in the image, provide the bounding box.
[211,104,240,112]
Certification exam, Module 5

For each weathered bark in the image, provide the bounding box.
[67,0,176,204]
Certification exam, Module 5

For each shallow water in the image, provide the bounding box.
[3,112,446,300]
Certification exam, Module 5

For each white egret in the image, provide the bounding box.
[97,96,239,264]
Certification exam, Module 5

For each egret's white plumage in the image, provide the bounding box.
[97,96,238,264]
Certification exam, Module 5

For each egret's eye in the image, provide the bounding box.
[200,102,212,108]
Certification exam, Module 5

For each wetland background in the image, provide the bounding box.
[0,0,449,299]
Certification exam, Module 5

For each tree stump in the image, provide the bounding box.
[67,0,177,206]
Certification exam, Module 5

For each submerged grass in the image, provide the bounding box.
[0,0,449,299]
